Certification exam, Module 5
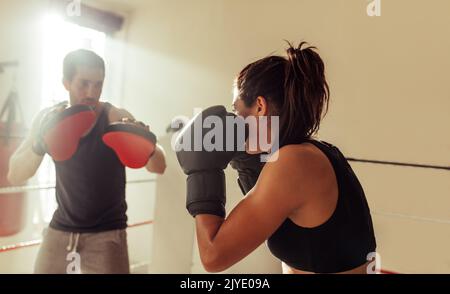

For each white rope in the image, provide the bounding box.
[0,178,156,195]
[373,210,450,225]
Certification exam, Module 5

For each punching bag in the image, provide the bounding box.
[0,91,27,236]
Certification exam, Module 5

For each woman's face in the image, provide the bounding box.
[231,86,262,117]
[232,88,274,154]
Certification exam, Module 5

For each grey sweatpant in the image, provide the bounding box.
[34,227,130,274]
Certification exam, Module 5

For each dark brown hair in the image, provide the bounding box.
[63,49,105,81]
[235,41,330,144]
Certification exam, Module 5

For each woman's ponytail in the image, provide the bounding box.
[235,41,330,145]
[282,42,330,142]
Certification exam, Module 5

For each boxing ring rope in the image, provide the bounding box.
[0,239,42,254]
[372,211,450,225]
[346,157,450,225]
[0,157,447,196]
[347,158,450,171]
[0,60,19,73]
[0,218,396,274]
[0,178,156,195]
[0,178,156,254]
[0,220,154,254]
[0,177,399,274]
[349,157,449,274]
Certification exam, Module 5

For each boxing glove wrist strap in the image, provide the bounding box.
[186,170,226,218]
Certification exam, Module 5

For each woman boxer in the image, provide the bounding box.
[177,42,377,274]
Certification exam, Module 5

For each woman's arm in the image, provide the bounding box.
[194,146,316,272]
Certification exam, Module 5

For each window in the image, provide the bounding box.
[41,14,106,108]
[36,14,106,224]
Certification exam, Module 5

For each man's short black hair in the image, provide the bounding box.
[63,49,105,81]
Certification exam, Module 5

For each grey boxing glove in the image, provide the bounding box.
[31,101,69,156]
[230,152,265,195]
[175,105,245,218]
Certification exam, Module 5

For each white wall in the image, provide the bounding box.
[0,0,48,274]
[0,0,47,124]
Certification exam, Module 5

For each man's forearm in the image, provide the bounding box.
[7,140,44,185]
[145,144,166,174]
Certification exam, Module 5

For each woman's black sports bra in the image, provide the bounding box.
[267,140,376,273]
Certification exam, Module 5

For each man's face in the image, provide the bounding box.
[63,65,104,107]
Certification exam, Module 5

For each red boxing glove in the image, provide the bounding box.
[42,104,96,161]
[102,122,157,169]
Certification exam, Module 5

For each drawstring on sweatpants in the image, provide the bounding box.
[66,233,80,252]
